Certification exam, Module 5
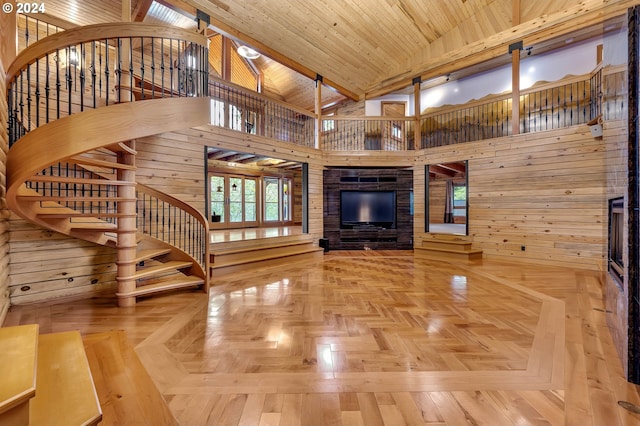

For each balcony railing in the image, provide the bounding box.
[320,117,416,151]
[208,76,316,148]
[10,15,627,153]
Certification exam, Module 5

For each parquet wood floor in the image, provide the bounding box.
[5,251,640,425]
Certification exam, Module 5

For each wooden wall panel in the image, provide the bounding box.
[8,217,116,305]
[603,119,630,375]
[0,12,13,323]
[414,123,620,271]
[136,126,325,243]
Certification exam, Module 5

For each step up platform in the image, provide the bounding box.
[210,234,323,278]
[414,235,483,263]
[0,324,102,426]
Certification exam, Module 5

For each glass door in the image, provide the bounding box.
[209,174,259,228]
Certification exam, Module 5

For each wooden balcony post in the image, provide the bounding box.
[413,76,421,150]
[511,0,521,135]
[510,42,521,135]
[315,75,322,149]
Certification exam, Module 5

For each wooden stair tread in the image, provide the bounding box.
[30,331,102,426]
[39,212,134,218]
[82,331,178,425]
[134,248,173,263]
[117,275,204,297]
[211,239,313,256]
[27,175,134,185]
[211,246,323,269]
[70,222,118,231]
[0,324,38,417]
[69,156,137,170]
[105,142,137,155]
[18,195,135,202]
[131,260,194,280]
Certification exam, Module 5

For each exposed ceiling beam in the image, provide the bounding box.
[209,150,238,160]
[174,0,359,101]
[439,162,466,174]
[366,0,634,99]
[429,165,456,178]
[224,153,258,163]
[133,0,154,22]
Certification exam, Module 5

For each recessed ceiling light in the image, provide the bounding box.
[237,45,260,59]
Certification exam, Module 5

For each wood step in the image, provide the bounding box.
[211,246,323,277]
[38,212,136,219]
[69,156,137,170]
[31,331,102,426]
[70,222,118,232]
[421,239,475,251]
[0,324,38,426]
[211,239,314,257]
[38,212,135,219]
[414,246,483,262]
[116,275,204,298]
[27,176,134,185]
[18,195,136,202]
[82,331,178,425]
[105,142,137,155]
[134,248,173,263]
[131,260,194,280]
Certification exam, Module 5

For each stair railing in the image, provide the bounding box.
[7,23,209,147]
[136,183,209,287]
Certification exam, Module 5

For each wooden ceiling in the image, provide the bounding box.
[207,148,302,170]
[29,0,633,110]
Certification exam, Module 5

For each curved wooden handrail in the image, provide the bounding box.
[136,182,210,287]
[6,96,209,202]
[137,182,208,231]
[7,22,207,81]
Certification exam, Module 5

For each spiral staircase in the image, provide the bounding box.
[6,23,211,307]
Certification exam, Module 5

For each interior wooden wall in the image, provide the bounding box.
[0,12,11,322]
[415,123,620,271]
[603,117,630,375]
[136,126,325,242]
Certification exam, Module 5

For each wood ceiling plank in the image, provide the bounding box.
[367,0,634,98]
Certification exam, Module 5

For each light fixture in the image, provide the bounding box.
[231,183,238,191]
[237,45,260,60]
[216,185,222,192]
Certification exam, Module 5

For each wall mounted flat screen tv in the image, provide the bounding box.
[340,190,396,229]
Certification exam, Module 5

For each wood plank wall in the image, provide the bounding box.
[135,126,325,242]
[0,15,10,323]
[415,122,622,271]
[603,118,629,375]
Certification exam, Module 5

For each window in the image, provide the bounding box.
[264,177,280,221]
[209,171,294,227]
[322,113,335,132]
[210,175,225,222]
[391,123,402,139]
[453,183,467,217]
